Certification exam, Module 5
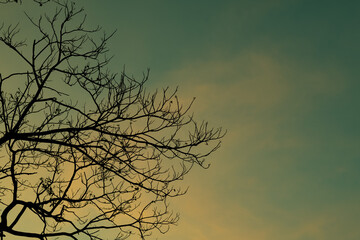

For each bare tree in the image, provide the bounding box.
[0,1,224,239]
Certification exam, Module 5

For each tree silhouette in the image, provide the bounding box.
[0,1,224,239]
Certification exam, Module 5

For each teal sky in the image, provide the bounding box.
[1,0,360,239]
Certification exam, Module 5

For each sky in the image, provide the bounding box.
[1,0,360,240]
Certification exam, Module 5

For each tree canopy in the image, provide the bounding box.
[0,1,224,239]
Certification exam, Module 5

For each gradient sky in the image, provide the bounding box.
[1,1,360,240]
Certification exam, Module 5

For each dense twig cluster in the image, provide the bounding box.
[0,1,224,239]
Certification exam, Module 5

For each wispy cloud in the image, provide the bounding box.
[157,49,349,240]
